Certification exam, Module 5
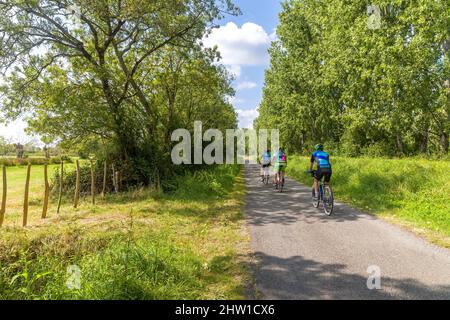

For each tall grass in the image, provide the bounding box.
[287,156,450,239]
[0,165,248,299]
[0,230,205,299]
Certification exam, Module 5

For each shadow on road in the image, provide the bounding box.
[243,164,450,300]
[244,165,374,227]
[248,251,450,300]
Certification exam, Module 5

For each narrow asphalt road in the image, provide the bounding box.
[244,164,450,299]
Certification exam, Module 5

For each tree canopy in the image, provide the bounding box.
[255,0,449,156]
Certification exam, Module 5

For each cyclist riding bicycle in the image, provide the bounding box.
[309,144,332,198]
[260,149,272,181]
[273,148,287,189]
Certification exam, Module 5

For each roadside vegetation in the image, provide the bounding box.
[0,165,250,299]
[287,155,450,247]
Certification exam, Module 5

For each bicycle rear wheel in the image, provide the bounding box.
[276,169,284,192]
[322,185,334,215]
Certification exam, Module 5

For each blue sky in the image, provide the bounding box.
[209,0,282,128]
[0,0,282,143]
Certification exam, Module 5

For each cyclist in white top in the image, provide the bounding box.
[260,149,272,181]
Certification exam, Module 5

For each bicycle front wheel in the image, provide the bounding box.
[322,185,334,216]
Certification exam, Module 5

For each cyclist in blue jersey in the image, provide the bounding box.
[273,148,287,188]
[309,144,332,198]
[260,149,272,181]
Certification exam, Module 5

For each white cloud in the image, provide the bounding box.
[236,81,258,90]
[0,119,33,143]
[269,30,278,42]
[226,65,242,78]
[228,96,246,104]
[203,22,268,125]
[236,108,259,129]
[203,22,272,67]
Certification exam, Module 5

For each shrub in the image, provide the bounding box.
[172,165,240,200]
[0,158,17,166]
[51,162,114,196]
[361,142,393,158]
[0,157,73,167]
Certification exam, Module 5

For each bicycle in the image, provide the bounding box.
[275,167,285,193]
[262,164,271,185]
[307,170,334,215]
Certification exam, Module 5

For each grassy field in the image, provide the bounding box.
[287,155,450,247]
[0,165,251,299]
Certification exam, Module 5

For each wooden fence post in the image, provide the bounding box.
[112,164,118,193]
[73,160,80,208]
[42,164,49,219]
[90,159,95,205]
[0,165,6,227]
[23,163,31,227]
[118,171,122,192]
[101,161,107,199]
[115,171,120,193]
[156,169,161,191]
[57,160,63,214]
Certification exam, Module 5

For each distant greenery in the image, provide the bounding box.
[0,157,72,167]
[0,165,250,299]
[51,162,105,197]
[287,155,450,246]
[256,0,449,156]
[0,137,15,156]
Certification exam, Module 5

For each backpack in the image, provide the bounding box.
[279,152,286,162]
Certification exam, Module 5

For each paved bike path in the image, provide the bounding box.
[244,164,450,299]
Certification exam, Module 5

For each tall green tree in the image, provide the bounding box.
[256,0,449,156]
[0,0,239,183]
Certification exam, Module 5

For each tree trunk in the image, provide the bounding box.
[442,39,449,153]
[441,132,449,153]
[101,161,107,199]
[112,164,118,193]
[42,164,49,219]
[90,159,95,205]
[0,166,6,227]
[419,130,429,154]
[73,160,80,208]
[23,164,31,227]
[396,134,404,155]
[57,161,63,214]
[116,171,121,193]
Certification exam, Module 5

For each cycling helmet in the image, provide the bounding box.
[314,144,324,151]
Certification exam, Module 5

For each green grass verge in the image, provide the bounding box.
[0,165,251,299]
[287,155,450,247]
